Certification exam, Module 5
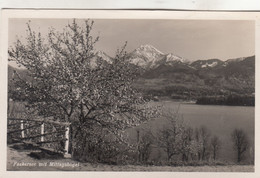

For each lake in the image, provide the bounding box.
[9,100,255,163]
[131,101,255,163]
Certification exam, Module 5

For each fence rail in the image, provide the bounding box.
[8,117,70,126]
[7,117,71,156]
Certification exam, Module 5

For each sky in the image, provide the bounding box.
[8,18,255,62]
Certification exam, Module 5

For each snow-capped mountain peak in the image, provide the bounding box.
[132,45,165,62]
[190,59,224,69]
[136,44,164,55]
[127,44,193,69]
[201,61,218,68]
[165,53,184,63]
[226,57,246,63]
[96,50,105,56]
[95,50,112,63]
[128,44,165,68]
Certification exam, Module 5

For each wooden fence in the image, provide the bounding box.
[7,118,71,157]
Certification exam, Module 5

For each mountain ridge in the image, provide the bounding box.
[8,44,255,101]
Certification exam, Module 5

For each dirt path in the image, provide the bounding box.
[7,145,80,171]
[7,146,254,172]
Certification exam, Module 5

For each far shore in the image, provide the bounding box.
[152,97,255,107]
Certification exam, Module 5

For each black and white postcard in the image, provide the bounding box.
[1,9,259,178]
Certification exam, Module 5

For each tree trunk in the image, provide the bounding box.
[238,150,241,163]
[213,148,216,160]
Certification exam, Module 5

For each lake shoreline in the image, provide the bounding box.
[153,97,255,107]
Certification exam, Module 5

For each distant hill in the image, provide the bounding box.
[8,45,255,101]
[190,59,224,69]
[126,45,254,100]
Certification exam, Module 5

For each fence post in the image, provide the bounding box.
[64,125,71,158]
[20,120,25,138]
[40,123,45,142]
